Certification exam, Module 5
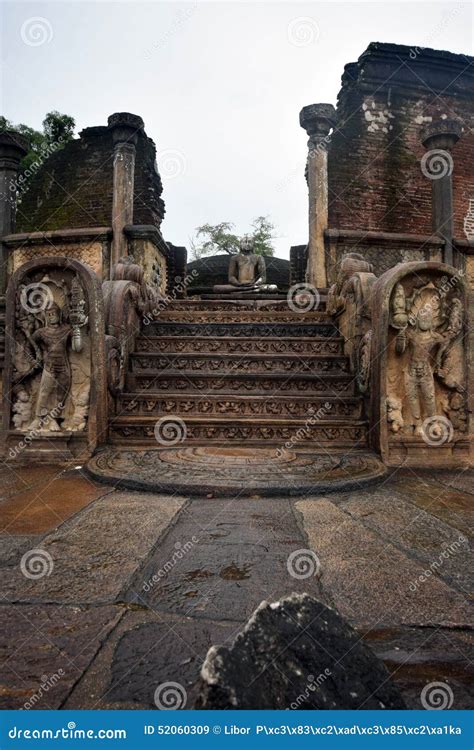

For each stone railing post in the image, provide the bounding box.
[108,112,144,270]
[0,131,29,294]
[299,103,336,289]
[420,119,462,268]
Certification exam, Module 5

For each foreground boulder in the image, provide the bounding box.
[196,594,406,709]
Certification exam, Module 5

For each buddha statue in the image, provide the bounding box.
[213,237,278,294]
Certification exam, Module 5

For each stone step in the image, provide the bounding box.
[130,352,350,376]
[109,416,368,448]
[126,370,356,396]
[145,322,339,338]
[135,336,344,356]
[117,393,364,420]
[159,297,327,311]
[153,310,330,324]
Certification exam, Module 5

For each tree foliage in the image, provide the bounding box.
[191,216,276,259]
[0,111,76,173]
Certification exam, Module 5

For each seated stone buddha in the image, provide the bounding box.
[213,236,278,294]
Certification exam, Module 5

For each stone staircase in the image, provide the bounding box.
[110,299,367,449]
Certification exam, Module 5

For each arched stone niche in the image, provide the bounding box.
[2,257,107,461]
[370,261,471,467]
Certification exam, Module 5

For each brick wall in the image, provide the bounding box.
[16,123,165,233]
[328,43,474,241]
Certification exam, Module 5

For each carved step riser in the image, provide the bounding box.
[126,374,355,396]
[153,312,330,324]
[130,355,350,375]
[109,423,368,447]
[135,337,344,356]
[145,324,339,338]
[117,396,363,420]
[158,301,327,312]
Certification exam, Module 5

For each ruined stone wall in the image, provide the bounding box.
[328,43,474,241]
[16,124,165,233]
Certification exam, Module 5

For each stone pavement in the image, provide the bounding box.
[0,459,472,710]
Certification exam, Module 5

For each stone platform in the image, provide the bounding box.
[86,447,386,496]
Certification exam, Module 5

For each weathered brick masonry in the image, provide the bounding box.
[17,125,165,233]
[328,43,474,240]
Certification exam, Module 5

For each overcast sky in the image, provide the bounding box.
[2,1,472,257]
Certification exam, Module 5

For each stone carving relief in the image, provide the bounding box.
[327,252,377,386]
[368,261,470,467]
[10,270,90,434]
[3,257,108,459]
[387,276,466,438]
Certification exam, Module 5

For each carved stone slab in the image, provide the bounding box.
[2,257,107,459]
[370,262,471,467]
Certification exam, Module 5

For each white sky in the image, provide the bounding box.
[2,1,473,257]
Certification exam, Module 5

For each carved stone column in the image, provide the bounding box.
[108,112,144,270]
[0,131,29,293]
[421,120,462,268]
[299,103,336,288]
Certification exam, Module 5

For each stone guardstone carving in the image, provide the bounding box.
[3,257,107,459]
[213,237,278,294]
[327,252,377,380]
[370,262,471,467]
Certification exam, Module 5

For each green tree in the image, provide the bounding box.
[0,111,76,174]
[191,216,276,259]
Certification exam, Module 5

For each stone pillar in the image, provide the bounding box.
[108,112,144,270]
[421,120,462,268]
[0,131,29,293]
[299,103,336,289]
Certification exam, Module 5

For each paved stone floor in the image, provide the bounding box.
[0,458,472,710]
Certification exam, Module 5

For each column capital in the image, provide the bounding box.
[420,119,463,151]
[299,103,336,147]
[108,112,144,148]
[0,131,29,170]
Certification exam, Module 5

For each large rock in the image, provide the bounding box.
[196,594,406,710]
